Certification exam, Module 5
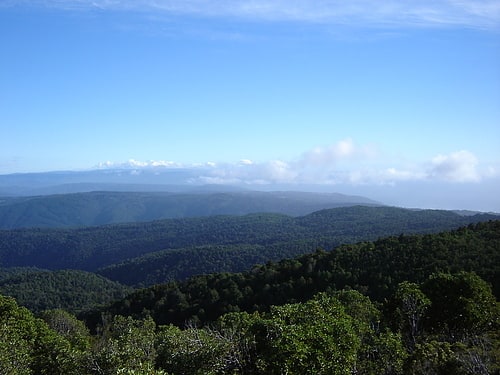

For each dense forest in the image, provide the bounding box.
[0,206,496,285]
[0,268,131,314]
[86,220,500,328]
[0,211,498,373]
[0,221,500,375]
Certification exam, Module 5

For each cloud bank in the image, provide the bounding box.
[5,0,500,30]
[97,159,182,169]
[428,150,480,182]
[97,140,496,187]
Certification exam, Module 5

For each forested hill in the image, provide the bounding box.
[87,220,500,328]
[0,190,379,229]
[0,268,131,314]
[3,225,499,375]
[0,206,496,281]
[96,207,497,287]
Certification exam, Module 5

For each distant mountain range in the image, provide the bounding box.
[0,190,380,229]
[0,167,209,196]
[2,167,499,213]
[0,167,388,229]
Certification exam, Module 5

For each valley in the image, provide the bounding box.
[0,191,498,374]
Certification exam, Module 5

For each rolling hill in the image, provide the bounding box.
[0,206,496,287]
[85,220,500,328]
[0,267,131,313]
[0,190,380,229]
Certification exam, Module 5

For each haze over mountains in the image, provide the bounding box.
[0,166,381,229]
[0,190,381,229]
[1,166,499,213]
[0,167,204,196]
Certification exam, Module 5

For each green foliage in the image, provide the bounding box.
[0,294,81,374]
[0,323,32,374]
[88,315,157,374]
[0,296,34,375]
[254,293,360,375]
[91,221,500,328]
[334,289,381,333]
[0,268,132,314]
[40,309,91,351]
[405,340,462,375]
[334,290,407,374]
[393,281,431,350]
[156,324,234,374]
[31,319,77,375]
[400,272,500,375]
[0,214,498,374]
[355,330,407,375]
[422,271,499,337]
[2,266,499,375]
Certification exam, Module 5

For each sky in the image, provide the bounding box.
[1,1,500,211]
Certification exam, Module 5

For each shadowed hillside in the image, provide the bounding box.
[86,220,500,328]
[0,190,380,229]
[0,205,496,287]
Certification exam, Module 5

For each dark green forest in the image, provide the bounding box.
[0,221,500,375]
[0,208,499,374]
[0,206,496,284]
[98,207,499,287]
[0,268,131,314]
[86,220,500,328]
[0,205,494,316]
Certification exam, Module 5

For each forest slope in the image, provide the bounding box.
[0,206,495,281]
[0,268,131,313]
[87,220,500,327]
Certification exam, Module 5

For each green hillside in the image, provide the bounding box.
[1,220,499,375]
[0,268,131,313]
[87,220,500,327]
[0,206,495,280]
[3,271,499,375]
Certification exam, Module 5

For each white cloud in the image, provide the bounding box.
[196,159,298,185]
[96,159,181,169]
[338,150,485,185]
[427,150,481,182]
[343,167,426,185]
[293,147,488,186]
[239,159,254,166]
[95,146,495,188]
[6,0,500,30]
[385,167,421,180]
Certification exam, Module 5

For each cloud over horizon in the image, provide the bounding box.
[95,141,496,187]
[4,0,500,30]
[428,150,481,182]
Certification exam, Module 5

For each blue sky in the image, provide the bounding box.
[1,1,499,210]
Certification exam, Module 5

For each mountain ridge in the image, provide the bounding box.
[84,220,500,328]
[1,205,496,287]
[0,190,381,229]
